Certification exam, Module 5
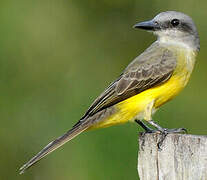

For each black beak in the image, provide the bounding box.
[133,20,159,31]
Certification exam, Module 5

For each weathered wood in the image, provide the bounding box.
[138,133,207,180]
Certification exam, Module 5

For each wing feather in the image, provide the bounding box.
[80,43,177,120]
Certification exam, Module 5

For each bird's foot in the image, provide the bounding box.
[135,119,187,150]
[147,120,187,150]
[156,127,187,150]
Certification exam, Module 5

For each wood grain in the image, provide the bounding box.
[138,133,207,180]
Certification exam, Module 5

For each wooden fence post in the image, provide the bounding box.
[138,133,207,180]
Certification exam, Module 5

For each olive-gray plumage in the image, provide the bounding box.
[80,42,176,118]
[20,11,199,174]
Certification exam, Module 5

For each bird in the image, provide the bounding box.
[19,11,200,174]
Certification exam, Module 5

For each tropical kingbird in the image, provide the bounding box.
[20,11,200,174]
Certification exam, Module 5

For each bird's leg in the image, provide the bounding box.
[148,120,187,133]
[135,101,158,133]
[148,120,187,150]
[135,120,156,133]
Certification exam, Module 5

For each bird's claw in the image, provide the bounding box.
[157,127,187,150]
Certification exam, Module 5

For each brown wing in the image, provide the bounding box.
[77,43,177,124]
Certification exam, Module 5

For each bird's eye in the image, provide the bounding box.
[171,19,180,27]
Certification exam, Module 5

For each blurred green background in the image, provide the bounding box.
[0,0,206,179]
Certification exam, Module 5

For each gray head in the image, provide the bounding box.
[134,11,200,51]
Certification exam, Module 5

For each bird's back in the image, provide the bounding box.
[90,42,197,128]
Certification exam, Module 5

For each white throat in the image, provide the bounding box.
[155,29,199,51]
[158,36,193,50]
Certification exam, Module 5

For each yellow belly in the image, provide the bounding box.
[90,48,196,129]
[116,72,190,122]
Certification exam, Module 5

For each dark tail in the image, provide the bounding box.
[19,122,89,174]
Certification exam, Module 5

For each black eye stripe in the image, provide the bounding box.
[171,19,180,26]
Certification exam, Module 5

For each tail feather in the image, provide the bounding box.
[19,123,89,174]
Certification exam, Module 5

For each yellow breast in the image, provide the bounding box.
[118,48,196,121]
[90,47,197,129]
